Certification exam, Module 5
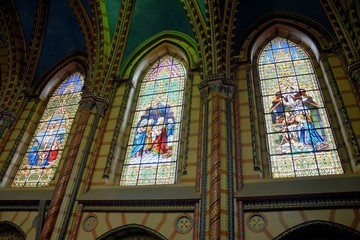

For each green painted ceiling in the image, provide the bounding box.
[105,0,121,39]
[122,0,194,64]
[10,0,335,85]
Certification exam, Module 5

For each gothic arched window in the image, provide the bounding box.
[258,37,343,178]
[120,56,186,186]
[12,73,84,187]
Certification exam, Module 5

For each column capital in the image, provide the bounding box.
[79,93,110,116]
[347,60,360,87]
[198,74,236,100]
[0,108,17,128]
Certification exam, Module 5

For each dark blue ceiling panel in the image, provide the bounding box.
[235,0,334,52]
[34,0,86,84]
[81,0,92,20]
[15,0,36,47]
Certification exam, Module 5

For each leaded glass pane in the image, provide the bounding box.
[12,73,84,187]
[258,37,343,178]
[120,56,186,186]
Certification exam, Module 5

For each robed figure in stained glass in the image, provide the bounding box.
[28,140,40,166]
[131,119,148,157]
[258,37,343,178]
[12,73,84,187]
[120,56,186,186]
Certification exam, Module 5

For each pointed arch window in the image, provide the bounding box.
[12,73,84,187]
[258,37,343,178]
[120,56,186,186]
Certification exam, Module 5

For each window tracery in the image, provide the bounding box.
[12,72,84,187]
[258,37,343,177]
[120,55,186,186]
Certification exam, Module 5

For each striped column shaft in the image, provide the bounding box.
[193,202,200,240]
[238,201,245,240]
[199,87,209,240]
[40,98,94,240]
[209,92,222,240]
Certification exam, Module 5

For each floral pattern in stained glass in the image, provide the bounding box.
[12,73,84,187]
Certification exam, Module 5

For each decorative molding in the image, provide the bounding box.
[82,214,98,232]
[81,200,196,212]
[181,73,194,175]
[321,0,359,63]
[78,93,109,116]
[241,194,360,211]
[180,0,207,76]
[68,0,95,63]
[99,0,134,97]
[247,213,267,233]
[102,82,132,179]
[175,214,193,234]
[223,0,240,79]
[198,74,236,99]
[246,66,260,171]
[226,98,235,239]
[0,0,26,110]
[0,200,49,211]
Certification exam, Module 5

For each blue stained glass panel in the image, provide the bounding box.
[120,56,186,186]
[258,37,343,178]
[12,73,84,187]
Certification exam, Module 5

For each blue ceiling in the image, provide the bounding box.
[11,0,334,85]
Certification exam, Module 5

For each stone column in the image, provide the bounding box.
[58,95,108,240]
[198,74,236,240]
[40,94,97,240]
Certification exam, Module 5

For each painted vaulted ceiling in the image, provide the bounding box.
[1,0,336,105]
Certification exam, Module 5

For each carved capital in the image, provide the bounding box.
[198,74,236,100]
[78,95,96,112]
[79,93,109,116]
[94,98,109,117]
[330,41,343,56]
[198,81,210,100]
[0,109,17,128]
[347,60,360,88]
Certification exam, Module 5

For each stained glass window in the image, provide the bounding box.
[120,56,186,186]
[12,73,84,187]
[258,37,343,178]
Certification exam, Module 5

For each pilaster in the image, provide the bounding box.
[198,74,236,239]
[40,93,109,240]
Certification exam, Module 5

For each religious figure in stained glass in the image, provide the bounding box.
[258,37,343,177]
[120,56,186,186]
[12,73,84,187]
